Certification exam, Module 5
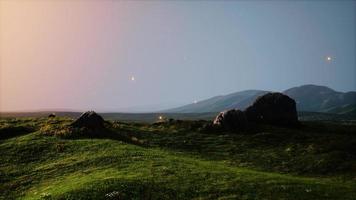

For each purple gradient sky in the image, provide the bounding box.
[1,0,355,112]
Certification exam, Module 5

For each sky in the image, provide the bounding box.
[0,0,355,112]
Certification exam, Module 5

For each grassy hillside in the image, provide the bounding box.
[325,104,356,115]
[1,118,356,199]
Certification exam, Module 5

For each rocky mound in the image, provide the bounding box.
[213,93,299,130]
[213,109,247,130]
[71,111,105,130]
[245,92,299,127]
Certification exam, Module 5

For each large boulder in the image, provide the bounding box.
[71,111,105,130]
[213,109,248,130]
[245,92,299,127]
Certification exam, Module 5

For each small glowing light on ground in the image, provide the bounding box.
[131,76,135,81]
[159,116,163,120]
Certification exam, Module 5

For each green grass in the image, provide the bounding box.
[1,118,356,199]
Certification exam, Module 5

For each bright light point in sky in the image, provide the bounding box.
[326,56,332,62]
[130,76,135,81]
[193,100,198,104]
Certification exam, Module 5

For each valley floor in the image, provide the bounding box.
[1,118,355,199]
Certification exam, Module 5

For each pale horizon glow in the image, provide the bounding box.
[1,0,355,112]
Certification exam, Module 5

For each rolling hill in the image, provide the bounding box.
[1,118,356,199]
[164,90,270,113]
[284,85,356,114]
[164,84,356,115]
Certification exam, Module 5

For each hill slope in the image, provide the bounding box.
[1,118,356,199]
[165,85,356,115]
[164,90,269,113]
[283,85,356,114]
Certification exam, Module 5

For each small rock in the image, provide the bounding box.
[213,109,248,130]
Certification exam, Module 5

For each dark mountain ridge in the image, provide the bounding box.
[283,85,356,114]
[164,84,356,115]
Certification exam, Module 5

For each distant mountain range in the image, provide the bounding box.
[164,84,356,115]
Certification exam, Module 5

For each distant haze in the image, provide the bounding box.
[1,0,355,112]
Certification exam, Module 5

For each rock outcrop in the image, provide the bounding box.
[213,93,299,130]
[245,92,298,127]
[71,111,105,130]
[213,109,248,130]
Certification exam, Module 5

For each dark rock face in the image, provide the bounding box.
[213,109,248,130]
[213,93,299,131]
[71,111,105,129]
[245,92,298,127]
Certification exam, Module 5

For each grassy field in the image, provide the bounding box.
[1,111,355,123]
[1,117,356,199]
